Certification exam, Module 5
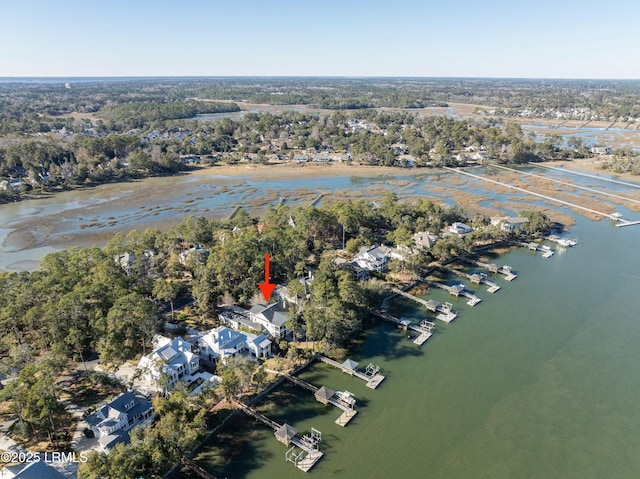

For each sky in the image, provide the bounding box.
[0,0,639,79]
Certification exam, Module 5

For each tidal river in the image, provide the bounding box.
[2,165,640,478]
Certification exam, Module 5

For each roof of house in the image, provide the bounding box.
[356,245,389,262]
[1,459,67,479]
[250,302,288,327]
[86,391,153,430]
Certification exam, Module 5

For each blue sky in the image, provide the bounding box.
[1,0,638,78]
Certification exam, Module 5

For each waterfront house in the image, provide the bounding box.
[490,216,529,232]
[354,245,391,272]
[218,306,262,334]
[137,336,200,393]
[412,231,439,250]
[449,222,474,237]
[198,327,272,363]
[85,391,154,453]
[249,302,289,338]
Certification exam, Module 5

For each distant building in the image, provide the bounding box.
[412,231,439,250]
[0,461,67,479]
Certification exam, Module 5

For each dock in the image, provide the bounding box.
[265,369,358,426]
[227,205,242,220]
[520,242,555,258]
[462,258,517,281]
[446,268,500,293]
[308,193,324,207]
[545,235,578,247]
[316,354,385,389]
[372,310,437,344]
[387,286,458,322]
[234,401,324,472]
[426,280,482,306]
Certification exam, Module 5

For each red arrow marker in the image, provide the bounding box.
[258,253,276,301]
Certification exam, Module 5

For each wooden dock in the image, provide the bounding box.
[316,354,385,389]
[520,242,554,258]
[265,369,358,427]
[308,193,324,207]
[426,280,482,306]
[235,401,324,472]
[388,286,458,322]
[372,310,437,343]
[462,258,517,281]
[446,268,500,293]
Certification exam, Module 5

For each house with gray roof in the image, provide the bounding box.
[197,327,272,364]
[249,302,289,338]
[0,460,67,479]
[85,391,154,453]
[137,336,200,393]
[354,245,390,272]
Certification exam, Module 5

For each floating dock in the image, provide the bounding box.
[520,242,555,258]
[316,354,385,389]
[426,280,482,306]
[372,310,437,344]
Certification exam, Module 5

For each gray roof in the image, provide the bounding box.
[252,302,288,327]
[86,391,153,430]
[275,423,297,443]
[342,359,359,371]
[315,386,336,402]
[3,460,67,479]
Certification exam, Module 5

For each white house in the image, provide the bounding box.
[354,245,390,272]
[249,302,289,338]
[137,336,200,393]
[197,327,272,363]
[85,391,154,452]
[490,216,529,232]
[449,222,474,237]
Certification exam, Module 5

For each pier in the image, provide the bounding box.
[264,369,358,426]
[227,205,242,220]
[445,268,500,293]
[520,242,555,258]
[316,354,385,388]
[308,193,324,207]
[386,286,458,322]
[234,401,324,472]
[426,280,482,306]
[462,258,517,281]
[372,310,437,344]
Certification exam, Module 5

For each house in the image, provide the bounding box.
[449,222,474,237]
[412,231,439,250]
[218,306,262,334]
[274,272,314,306]
[85,391,154,453]
[0,460,67,479]
[354,245,391,272]
[249,302,289,338]
[198,327,272,363]
[137,336,200,393]
[490,216,529,232]
[179,245,209,266]
[293,154,309,163]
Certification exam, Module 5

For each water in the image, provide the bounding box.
[197,215,640,478]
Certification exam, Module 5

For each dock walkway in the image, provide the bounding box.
[461,258,517,281]
[371,310,436,344]
[426,280,482,306]
[446,268,500,293]
[387,286,458,322]
[235,401,324,472]
[316,355,385,389]
[264,369,358,426]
